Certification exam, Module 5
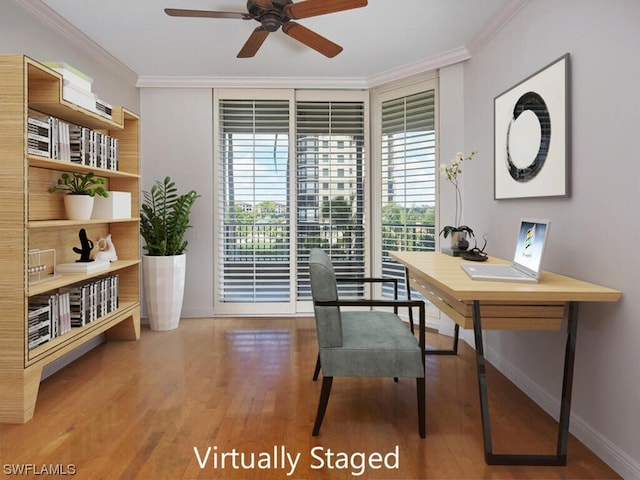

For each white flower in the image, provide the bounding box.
[440,150,477,228]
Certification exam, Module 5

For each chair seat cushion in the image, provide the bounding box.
[319,311,424,378]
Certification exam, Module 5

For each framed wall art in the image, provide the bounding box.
[494,53,570,199]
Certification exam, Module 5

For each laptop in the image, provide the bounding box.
[461,219,550,283]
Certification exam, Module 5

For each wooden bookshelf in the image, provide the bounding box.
[0,55,141,423]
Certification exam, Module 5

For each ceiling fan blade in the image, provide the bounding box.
[237,27,270,58]
[164,8,251,20]
[282,22,343,58]
[284,0,367,19]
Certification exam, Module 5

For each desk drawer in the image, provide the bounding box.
[409,274,565,331]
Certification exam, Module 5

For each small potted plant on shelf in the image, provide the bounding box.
[439,151,476,252]
[140,176,199,331]
[49,172,109,220]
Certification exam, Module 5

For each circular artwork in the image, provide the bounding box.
[505,91,551,182]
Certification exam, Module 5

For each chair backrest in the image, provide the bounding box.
[309,248,342,348]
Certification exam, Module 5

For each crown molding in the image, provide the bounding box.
[366,46,471,89]
[466,0,531,56]
[137,47,471,90]
[14,0,138,84]
[136,75,369,89]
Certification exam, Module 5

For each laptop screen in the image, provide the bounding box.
[513,219,550,274]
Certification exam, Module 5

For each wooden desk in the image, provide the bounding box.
[390,251,622,466]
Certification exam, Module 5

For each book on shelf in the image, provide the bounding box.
[43,61,93,93]
[28,303,51,350]
[59,274,119,328]
[28,109,119,169]
[62,80,97,112]
[29,292,73,348]
[27,111,51,157]
[95,98,113,120]
[56,260,110,274]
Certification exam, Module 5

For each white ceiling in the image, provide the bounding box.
[25,0,525,87]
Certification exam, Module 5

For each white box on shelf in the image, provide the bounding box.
[56,259,109,274]
[62,81,97,111]
[43,62,93,92]
[91,191,131,219]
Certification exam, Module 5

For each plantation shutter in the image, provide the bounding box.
[218,99,291,303]
[295,100,366,300]
[380,90,437,297]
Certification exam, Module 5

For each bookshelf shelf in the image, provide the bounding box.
[27,301,139,364]
[0,54,141,423]
[27,259,140,297]
[28,156,140,179]
[28,218,141,230]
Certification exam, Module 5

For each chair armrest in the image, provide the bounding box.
[336,277,399,300]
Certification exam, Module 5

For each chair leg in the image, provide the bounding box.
[417,377,426,438]
[312,376,333,436]
[313,354,321,381]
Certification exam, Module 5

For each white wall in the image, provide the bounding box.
[461,0,640,477]
[0,2,138,111]
[140,88,215,318]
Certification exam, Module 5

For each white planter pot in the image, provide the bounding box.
[64,194,94,220]
[142,254,186,331]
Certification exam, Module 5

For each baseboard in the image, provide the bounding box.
[484,344,640,479]
[41,334,105,380]
[180,307,216,318]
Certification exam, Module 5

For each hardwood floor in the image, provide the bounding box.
[0,317,620,479]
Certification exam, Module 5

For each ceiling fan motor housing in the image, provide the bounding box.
[247,0,293,32]
[260,13,281,31]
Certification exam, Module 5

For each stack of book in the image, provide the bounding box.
[60,274,119,328]
[28,303,52,350]
[27,274,120,350]
[68,125,119,169]
[43,61,113,120]
[28,292,72,350]
[27,109,119,170]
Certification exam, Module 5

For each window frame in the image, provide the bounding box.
[213,88,370,315]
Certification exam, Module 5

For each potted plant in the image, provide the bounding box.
[439,151,476,251]
[140,176,199,331]
[49,172,109,220]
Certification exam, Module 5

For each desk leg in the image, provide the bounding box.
[404,267,459,355]
[472,300,579,466]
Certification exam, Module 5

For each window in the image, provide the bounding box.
[295,97,367,301]
[215,90,368,313]
[377,88,437,298]
[216,97,291,307]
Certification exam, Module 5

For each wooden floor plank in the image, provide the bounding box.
[0,317,620,479]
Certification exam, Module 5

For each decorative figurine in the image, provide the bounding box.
[73,228,94,262]
[93,234,118,263]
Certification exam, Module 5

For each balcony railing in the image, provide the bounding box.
[220,222,436,302]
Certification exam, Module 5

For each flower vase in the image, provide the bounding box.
[451,231,469,251]
[64,194,94,220]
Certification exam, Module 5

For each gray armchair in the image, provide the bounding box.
[308,248,426,438]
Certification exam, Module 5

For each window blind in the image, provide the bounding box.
[295,101,366,300]
[380,90,436,297]
[218,99,291,303]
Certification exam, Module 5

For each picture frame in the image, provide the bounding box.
[494,53,570,199]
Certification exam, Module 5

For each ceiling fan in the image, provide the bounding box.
[165,0,368,58]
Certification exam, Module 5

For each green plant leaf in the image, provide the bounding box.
[140,177,200,256]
